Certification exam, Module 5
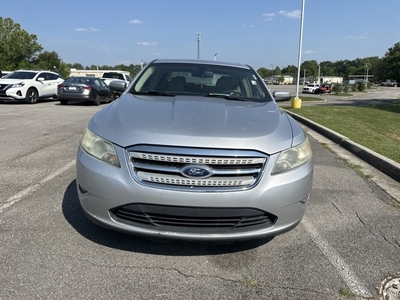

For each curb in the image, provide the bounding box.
[285,110,400,183]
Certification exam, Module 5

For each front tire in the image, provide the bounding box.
[25,88,38,104]
[94,94,101,106]
[60,99,69,105]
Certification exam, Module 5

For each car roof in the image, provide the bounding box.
[151,59,251,69]
[67,76,95,79]
[14,70,38,73]
[14,70,59,74]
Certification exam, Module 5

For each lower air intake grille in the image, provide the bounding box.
[110,203,277,234]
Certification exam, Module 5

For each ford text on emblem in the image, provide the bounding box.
[181,165,213,179]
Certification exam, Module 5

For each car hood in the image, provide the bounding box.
[0,78,27,84]
[89,94,300,154]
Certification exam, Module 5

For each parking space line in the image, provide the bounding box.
[301,218,372,298]
[0,160,75,213]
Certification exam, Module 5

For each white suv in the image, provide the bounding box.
[302,83,320,94]
[0,70,64,104]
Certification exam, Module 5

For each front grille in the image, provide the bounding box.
[0,84,9,90]
[126,145,268,191]
[110,204,277,233]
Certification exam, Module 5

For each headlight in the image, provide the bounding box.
[271,137,312,174]
[11,82,25,88]
[80,128,120,167]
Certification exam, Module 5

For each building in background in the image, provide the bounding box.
[69,69,130,78]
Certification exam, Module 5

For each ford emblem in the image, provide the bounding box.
[181,165,213,179]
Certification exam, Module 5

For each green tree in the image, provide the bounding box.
[301,60,319,79]
[278,74,285,84]
[31,51,69,78]
[0,17,43,70]
[357,81,366,91]
[257,67,269,79]
[319,61,335,76]
[71,63,84,70]
[282,65,297,77]
[273,66,281,76]
[381,42,400,83]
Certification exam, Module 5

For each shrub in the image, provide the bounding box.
[332,84,341,94]
[357,81,366,91]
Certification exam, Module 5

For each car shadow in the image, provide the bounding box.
[0,99,57,105]
[55,101,99,106]
[62,180,273,256]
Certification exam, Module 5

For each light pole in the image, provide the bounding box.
[293,0,305,108]
[214,53,218,61]
[197,32,201,59]
[318,64,321,84]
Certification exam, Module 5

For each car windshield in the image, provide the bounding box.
[65,77,93,84]
[130,62,272,102]
[6,71,37,80]
[103,73,125,80]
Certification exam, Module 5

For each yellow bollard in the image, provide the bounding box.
[291,97,302,109]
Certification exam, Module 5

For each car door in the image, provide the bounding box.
[96,78,111,100]
[38,72,62,97]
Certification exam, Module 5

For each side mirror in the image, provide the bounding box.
[273,90,291,101]
[109,80,127,93]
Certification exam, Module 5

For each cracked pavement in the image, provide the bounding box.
[1,98,399,299]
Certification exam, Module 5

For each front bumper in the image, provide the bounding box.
[76,145,313,241]
[0,89,25,100]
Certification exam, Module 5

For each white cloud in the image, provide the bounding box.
[279,10,301,19]
[304,50,317,54]
[137,41,158,46]
[355,34,369,40]
[129,19,143,24]
[262,12,275,21]
[338,34,370,41]
[75,27,99,32]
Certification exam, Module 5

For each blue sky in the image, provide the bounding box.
[3,0,400,70]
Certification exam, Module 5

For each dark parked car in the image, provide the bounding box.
[57,76,114,105]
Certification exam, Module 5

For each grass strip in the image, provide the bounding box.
[285,102,400,163]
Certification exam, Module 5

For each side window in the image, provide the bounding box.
[47,73,59,80]
[38,73,48,80]
[98,79,106,87]
[40,72,58,81]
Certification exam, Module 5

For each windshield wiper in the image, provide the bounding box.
[136,90,176,97]
[205,93,250,102]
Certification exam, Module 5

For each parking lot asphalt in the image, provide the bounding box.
[1,97,400,299]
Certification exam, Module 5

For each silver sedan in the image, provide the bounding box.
[76,59,314,241]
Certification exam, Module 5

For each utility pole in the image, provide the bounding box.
[197,32,201,59]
